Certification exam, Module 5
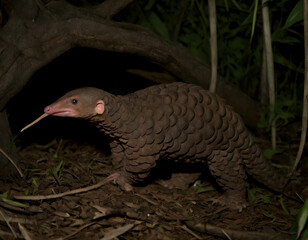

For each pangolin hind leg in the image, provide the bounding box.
[207,149,248,211]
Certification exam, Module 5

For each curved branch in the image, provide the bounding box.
[0,0,261,129]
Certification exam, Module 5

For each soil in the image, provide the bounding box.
[0,132,307,240]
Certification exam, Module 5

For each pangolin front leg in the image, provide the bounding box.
[111,150,159,191]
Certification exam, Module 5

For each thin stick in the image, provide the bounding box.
[208,0,218,93]
[262,0,276,149]
[186,221,285,239]
[18,223,32,240]
[20,113,49,132]
[0,147,23,177]
[180,225,202,240]
[63,222,95,240]
[0,209,17,239]
[14,172,120,201]
[289,0,308,177]
[135,193,158,206]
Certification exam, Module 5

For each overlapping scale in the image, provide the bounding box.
[91,82,286,195]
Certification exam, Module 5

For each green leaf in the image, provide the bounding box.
[0,192,28,208]
[53,160,63,185]
[250,0,259,41]
[194,181,214,193]
[301,229,308,240]
[297,198,308,239]
[272,34,301,44]
[249,136,253,148]
[279,195,289,214]
[148,12,170,40]
[248,187,257,203]
[24,189,29,196]
[260,193,271,204]
[144,0,156,11]
[0,192,8,198]
[223,0,229,11]
[53,139,63,159]
[230,0,244,11]
[274,53,303,73]
[54,160,63,174]
[2,198,28,208]
[196,187,214,194]
[263,149,284,160]
[32,177,39,187]
[284,0,304,29]
[291,208,302,216]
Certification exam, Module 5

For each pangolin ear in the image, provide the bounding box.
[95,100,105,115]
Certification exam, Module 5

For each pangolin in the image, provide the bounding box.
[22,82,288,210]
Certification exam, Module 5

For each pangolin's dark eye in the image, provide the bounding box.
[71,99,78,105]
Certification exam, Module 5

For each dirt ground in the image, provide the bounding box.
[0,134,306,240]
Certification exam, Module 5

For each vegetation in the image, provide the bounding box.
[290,198,308,240]
[123,0,304,133]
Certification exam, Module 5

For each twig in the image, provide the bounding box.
[0,201,30,214]
[63,222,95,240]
[92,204,129,218]
[222,229,232,240]
[135,193,158,206]
[101,222,139,240]
[180,225,202,240]
[0,147,23,177]
[262,0,276,149]
[14,172,120,201]
[0,229,22,239]
[0,213,35,225]
[91,204,150,222]
[18,223,32,240]
[289,0,308,177]
[0,208,17,238]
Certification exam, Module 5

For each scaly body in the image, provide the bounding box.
[42,82,286,209]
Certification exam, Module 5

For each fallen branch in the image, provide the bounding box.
[185,221,288,240]
[14,172,120,201]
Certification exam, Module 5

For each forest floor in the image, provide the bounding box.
[0,133,307,240]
